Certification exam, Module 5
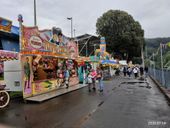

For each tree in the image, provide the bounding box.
[96,10,144,60]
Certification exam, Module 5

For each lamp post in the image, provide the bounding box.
[74,29,76,38]
[153,53,156,77]
[160,43,165,87]
[141,40,145,68]
[34,0,37,26]
[67,17,73,38]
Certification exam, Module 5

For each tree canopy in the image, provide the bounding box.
[96,10,144,60]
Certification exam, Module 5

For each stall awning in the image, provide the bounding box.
[119,60,128,66]
[101,60,117,64]
[90,56,100,62]
[0,50,18,61]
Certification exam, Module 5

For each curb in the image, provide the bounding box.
[25,84,87,102]
[149,75,170,103]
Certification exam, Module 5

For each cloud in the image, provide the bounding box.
[0,0,169,38]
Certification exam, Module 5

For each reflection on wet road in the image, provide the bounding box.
[0,76,170,128]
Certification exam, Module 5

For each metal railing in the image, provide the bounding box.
[149,68,170,88]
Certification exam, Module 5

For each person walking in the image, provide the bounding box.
[97,67,104,92]
[144,66,149,78]
[91,69,97,91]
[139,66,144,77]
[87,70,93,92]
[133,66,138,78]
[127,67,132,77]
[123,66,127,77]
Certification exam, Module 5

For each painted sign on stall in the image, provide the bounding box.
[21,25,78,59]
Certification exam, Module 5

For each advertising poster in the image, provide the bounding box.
[21,56,33,97]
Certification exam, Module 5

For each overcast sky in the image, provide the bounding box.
[0,0,169,38]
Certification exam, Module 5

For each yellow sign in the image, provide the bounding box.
[0,17,12,32]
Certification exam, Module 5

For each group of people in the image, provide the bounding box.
[122,66,148,78]
[86,67,104,92]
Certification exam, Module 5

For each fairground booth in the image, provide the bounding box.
[95,37,118,78]
[18,16,79,99]
[77,56,90,83]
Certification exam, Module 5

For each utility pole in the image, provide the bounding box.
[34,0,37,26]
[18,14,23,51]
[141,41,145,68]
[160,43,165,87]
[73,29,76,38]
[153,53,156,77]
[67,17,73,38]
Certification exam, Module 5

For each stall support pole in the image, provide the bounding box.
[18,14,23,52]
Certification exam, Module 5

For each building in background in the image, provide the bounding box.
[75,34,100,56]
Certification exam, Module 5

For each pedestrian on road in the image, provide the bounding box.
[144,66,148,78]
[127,67,132,77]
[91,69,97,91]
[97,67,104,92]
[123,66,127,77]
[133,66,138,78]
[139,66,144,76]
[87,70,93,92]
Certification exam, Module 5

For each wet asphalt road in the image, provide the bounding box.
[0,76,170,128]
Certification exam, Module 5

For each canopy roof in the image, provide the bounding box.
[101,60,117,64]
[0,50,18,61]
[119,60,128,66]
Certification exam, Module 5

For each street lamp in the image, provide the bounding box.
[74,29,76,38]
[34,0,37,26]
[67,17,73,38]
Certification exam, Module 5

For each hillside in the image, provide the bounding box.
[145,37,170,69]
[145,37,170,57]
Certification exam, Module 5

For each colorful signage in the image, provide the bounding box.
[29,36,43,49]
[21,25,78,59]
[0,17,12,33]
[100,37,106,55]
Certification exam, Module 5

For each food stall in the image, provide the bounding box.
[89,56,100,70]
[95,37,119,78]
[17,20,79,98]
[77,56,90,83]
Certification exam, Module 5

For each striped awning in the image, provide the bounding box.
[0,50,18,61]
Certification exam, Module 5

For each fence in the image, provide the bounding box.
[149,68,170,88]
